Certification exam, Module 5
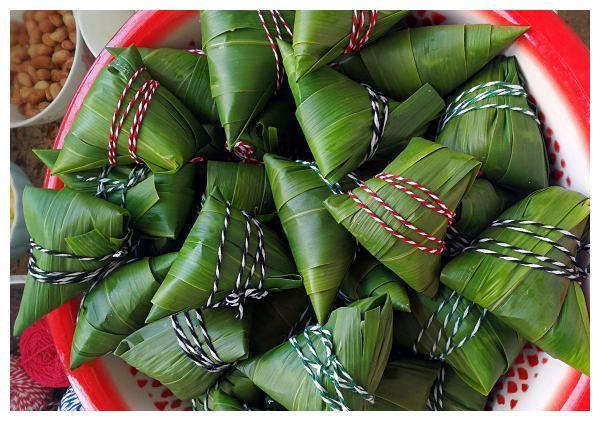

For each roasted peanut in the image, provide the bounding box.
[31,55,52,69]
[38,101,50,112]
[33,11,49,22]
[49,26,67,43]
[61,39,75,50]
[38,18,55,33]
[28,43,53,57]
[52,49,70,65]
[34,80,49,90]
[49,82,62,99]
[48,13,63,27]
[36,68,51,81]
[16,72,33,88]
[42,33,58,47]
[63,12,75,30]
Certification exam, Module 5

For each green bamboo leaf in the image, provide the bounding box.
[394,285,524,395]
[337,24,527,99]
[52,45,210,175]
[13,187,130,335]
[452,178,519,242]
[200,369,265,411]
[206,161,274,215]
[279,39,445,183]
[115,307,251,400]
[292,11,408,79]
[249,289,310,355]
[341,251,410,312]
[264,154,356,324]
[441,186,589,374]
[35,149,197,239]
[238,295,393,410]
[371,357,439,410]
[324,137,481,296]
[70,253,177,369]
[108,47,219,124]
[200,10,295,145]
[147,189,301,321]
[436,56,549,192]
[236,92,301,161]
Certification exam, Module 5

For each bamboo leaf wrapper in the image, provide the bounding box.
[441,186,589,374]
[324,137,481,296]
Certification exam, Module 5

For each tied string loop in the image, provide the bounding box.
[257,10,293,94]
[187,49,207,56]
[289,325,374,411]
[204,202,268,318]
[296,160,344,195]
[232,140,262,164]
[27,233,136,285]
[346,173,452,255]
[444,225,472,257]
[108,66,159,168]
[411,290,488,411]
[360,84,389,165]
[437,81,540,134]
[171,309,231,373]
[344,11,378,54]
[464,219,585,281]
[75,165,150,208]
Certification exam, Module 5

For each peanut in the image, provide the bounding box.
[36,68,51,81]
[49,82,62,99]
[38,18,55,34]
[28,43,53,57]
[31,55,52,69]
[34,80,49,90]
[49,26,67,43]
[48,13,63,27]
[61,39,75,50]
[63,13,76,30]
[16,72,33,88]
[52,49,70,66]
[11,10,76,118]
[38,101,50,112]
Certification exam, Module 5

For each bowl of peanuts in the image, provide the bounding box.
[10,10,90,128]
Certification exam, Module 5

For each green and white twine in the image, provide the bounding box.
[75,164,150,208]
[289,325,374,411]
[296,160,344,195]
[437,81,540,133]
[412,290,488,411]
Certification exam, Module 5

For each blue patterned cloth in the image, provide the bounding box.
[58,387,84,411]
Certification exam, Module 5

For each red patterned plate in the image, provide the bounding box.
[43,10,589,411]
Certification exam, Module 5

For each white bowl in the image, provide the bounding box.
[10,10,91,128]
[74,10,135,57]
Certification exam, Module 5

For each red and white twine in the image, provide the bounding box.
[257,10,293,94]
[375,173,455,224]
[232,140,262,164]
[344,10,378,54]
[346,173,451,255]
[187,49,207,56]
[108,67,159,167]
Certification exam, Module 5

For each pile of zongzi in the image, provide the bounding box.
[15,10,589,412]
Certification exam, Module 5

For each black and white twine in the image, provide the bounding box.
[171,309,231,373]
[437,81,540,134]
[27,233,135,285]
[204,202,268,318]
[464,219,586,281]
[360,84,389,165]
[411,290,487,411]
[444,225,472,257]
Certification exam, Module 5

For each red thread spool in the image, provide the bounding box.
[10,355,55,411]
[19,319,69,388]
